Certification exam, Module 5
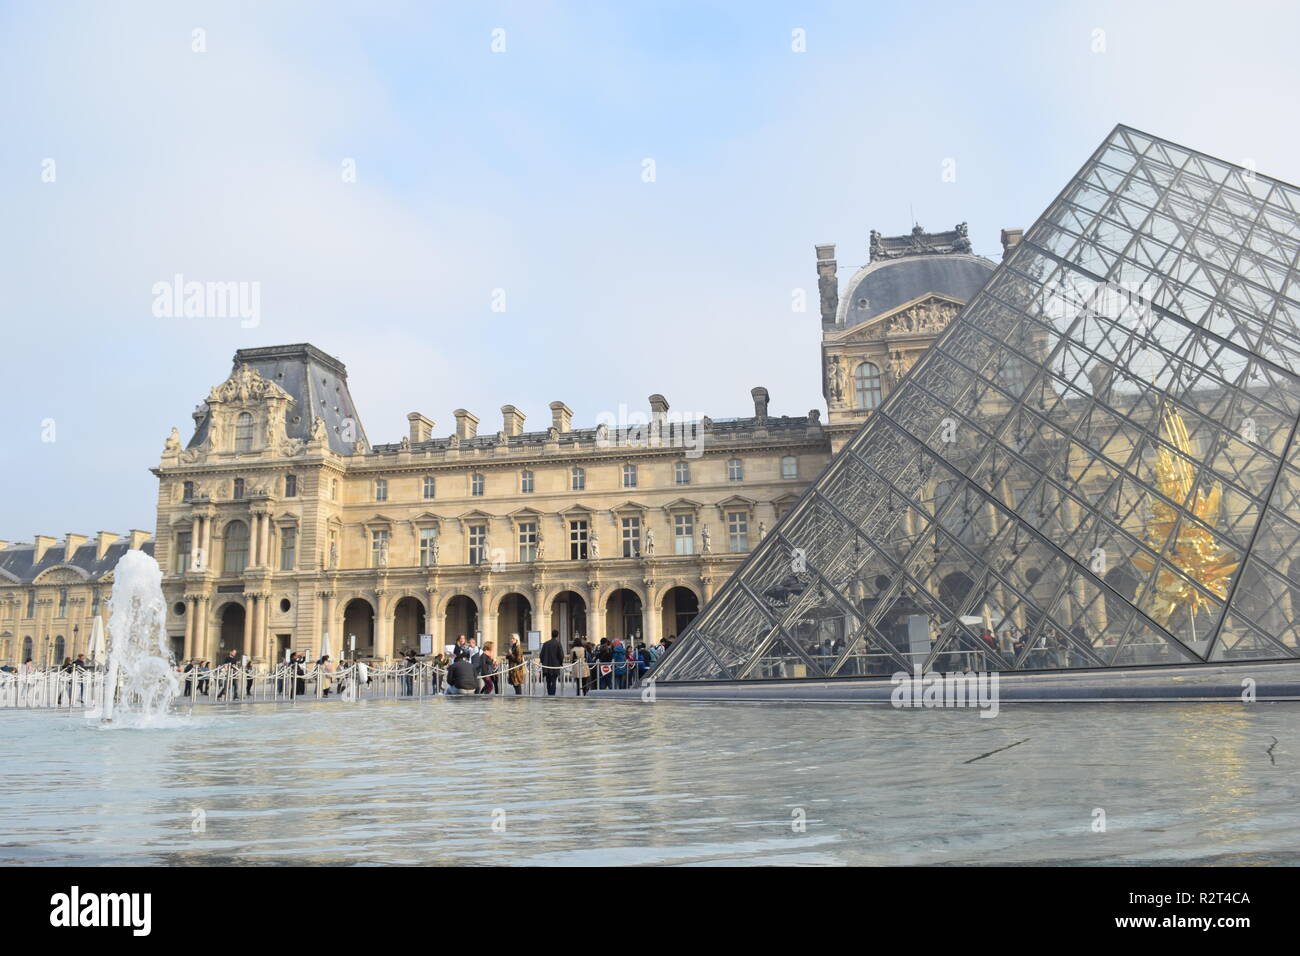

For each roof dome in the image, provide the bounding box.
[834,225,996,327]
[839,254,995,327]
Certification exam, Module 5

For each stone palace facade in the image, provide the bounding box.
[0,225,1015,667]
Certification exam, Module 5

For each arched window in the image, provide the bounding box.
[53,635,65,662]
[223,521,250,574]
[854,362,883,410]
[22,636,33,663]
[234,412,254,451]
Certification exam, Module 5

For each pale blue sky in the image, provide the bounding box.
[3,0,1299,540]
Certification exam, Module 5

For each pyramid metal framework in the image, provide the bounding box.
[657,126,1300,682]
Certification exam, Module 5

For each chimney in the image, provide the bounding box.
[33,535,56,564]
[816,244,839,326]
[751,387,770,420]
[649,394,669,438]
[64,533,87,562]
[407,412,433,444]
[95,531,119,560]
[549,401,573,433]
[128,529,151,551]
[500,405,526,437]
[1000,227,1023,262]
[453,409,479,440]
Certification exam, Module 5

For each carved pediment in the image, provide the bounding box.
[827,293,964,344]
[207,364,292,405]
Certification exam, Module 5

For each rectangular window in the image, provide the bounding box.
[674,513,694,555]
[521,471,534,493]
[331,479,339,501]
[727,511,749,552]
[728,459,744,481]
[674,461,690,485]
[176,531,192,573]
[370,529,389,568]
[518,521,537,562]
[569,520,589,560]
[468,524,487,565]
[280,527,296,571]
[623,464,637,488]
[233,477,245,499]
[419,528,439,566]
[423,476,436,499]
[471,473,485,496]
[57,588,68,618]
[375,478,388,502]
[26,590,35,618]
[782,456,798,480]
[621,516,641,557]
[571,467,585,491]
[182,481,194,502]
[285,474,298,497]
[91,588,100,616]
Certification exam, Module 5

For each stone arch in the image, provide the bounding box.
[443,593,479,644]
[659,585,700,642]
[216,600,248,658]
[341,597,376,658]
[548,589,586,646]
[495,591,533,650]
[391,595,427,654]
[605,587,644,645]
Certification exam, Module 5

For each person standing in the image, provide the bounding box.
[477,642,497,695]
[570,641,590,697]
[506,636,525,695]
[539,630,565,696]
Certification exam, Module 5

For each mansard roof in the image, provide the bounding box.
[0,538,155,586]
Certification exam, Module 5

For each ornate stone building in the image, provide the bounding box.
[1,224,1012,668]
[0,532,151,667]
[818,223,1019,449]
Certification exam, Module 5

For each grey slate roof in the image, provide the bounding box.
[842,254,995,328]
[187,343,369,456]
[0,539,155,585]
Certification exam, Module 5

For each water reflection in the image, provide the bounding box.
[1,699,1297,865]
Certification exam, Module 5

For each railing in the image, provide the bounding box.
[0,657,660,710]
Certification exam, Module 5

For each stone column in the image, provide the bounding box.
[642,585,661,646]
[197,595,211,660]
[242,598,255,658]
[200,517,213,570]
[426,589,441,653]
[583,587,601,644]
[319,590,335,660]
[479,585,497,655]
[374,591,392,661]
[252,593,267,662]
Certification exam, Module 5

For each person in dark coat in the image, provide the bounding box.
[476,642,497,695]
[446,649,479,694]
[539,630,565,696]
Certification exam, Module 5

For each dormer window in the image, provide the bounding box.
[235,412,254,452]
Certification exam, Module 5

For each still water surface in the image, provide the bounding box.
[2,697,1298,865]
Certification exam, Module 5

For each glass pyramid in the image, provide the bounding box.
[657,125,1300,681]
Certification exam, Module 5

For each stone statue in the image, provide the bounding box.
[644,528,655,557]
[399,435,411,450]
[164,427,181,452]
[588,529,600,560]
[378,539,389,568]
[328,539,338,569]
[869,229,884,262]
[758,522,767,540]
[535,531,545,562]
[953,221,972,254]
[826,354,845,402]
[547,426,559,442]
[701,525,713,554]
[430,537,440,566]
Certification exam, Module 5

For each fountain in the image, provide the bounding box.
[101,549,179,724]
